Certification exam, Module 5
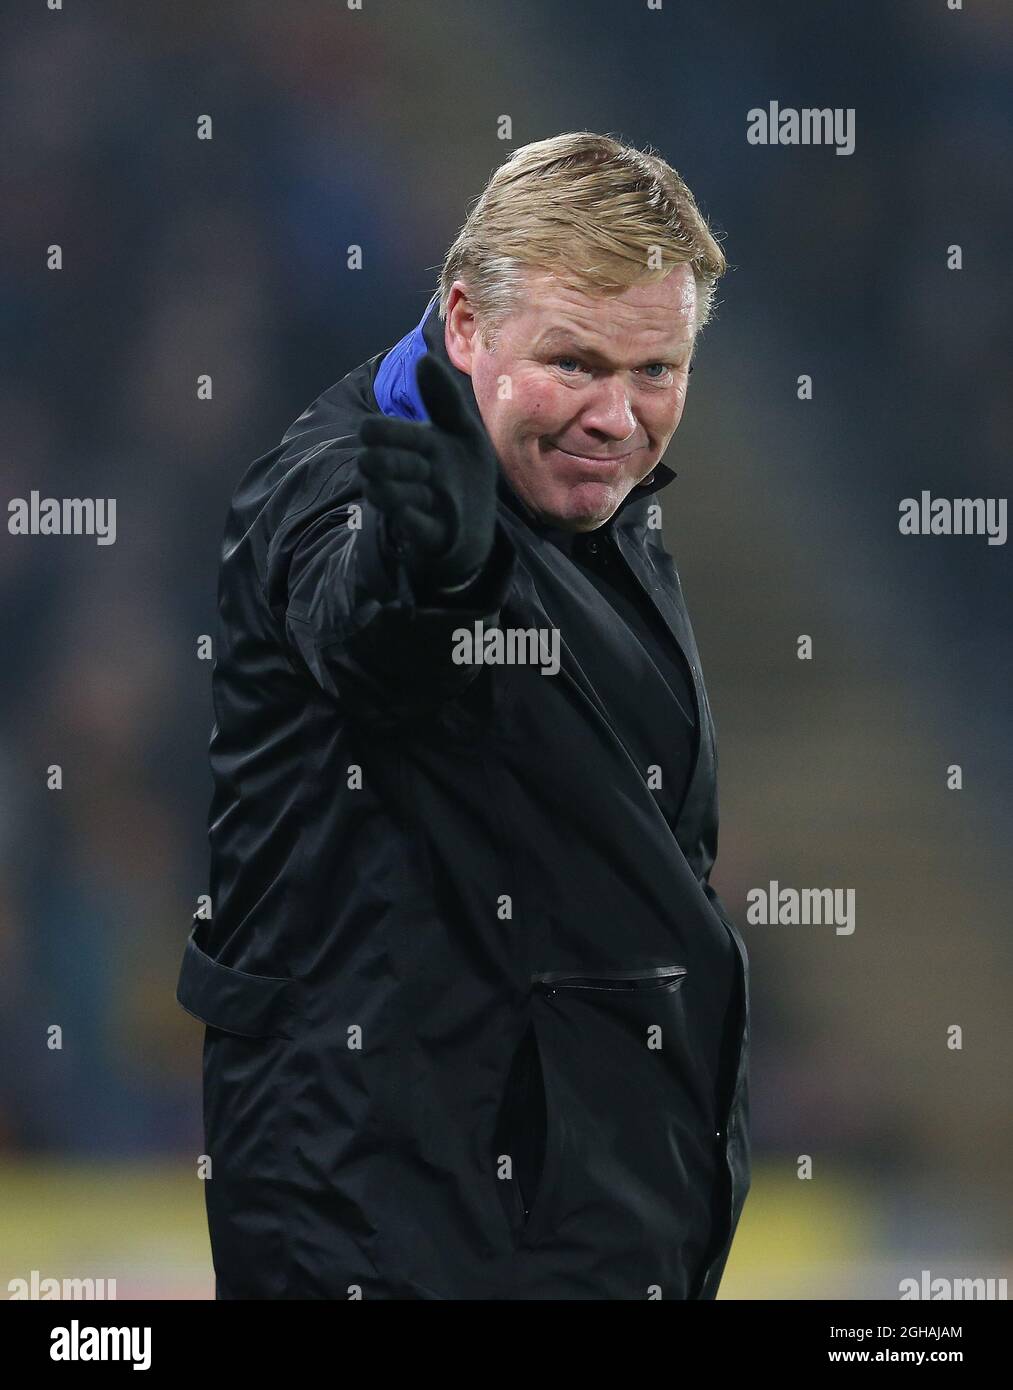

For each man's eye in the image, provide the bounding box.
[552,358,680,380]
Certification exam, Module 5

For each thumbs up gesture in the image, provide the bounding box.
[357,353,500,591]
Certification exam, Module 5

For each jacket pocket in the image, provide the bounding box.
[493,966,690,1252]
[531,966,688,997]
[177,923,299,1292]
[491,1013,564,1248]
[175,924,298,1039]
[519,964,693,1268]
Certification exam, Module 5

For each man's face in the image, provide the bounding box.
[445,265,697,531]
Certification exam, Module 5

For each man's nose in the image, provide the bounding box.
[580,376,637,442]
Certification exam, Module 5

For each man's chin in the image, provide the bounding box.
[551,480,625,530]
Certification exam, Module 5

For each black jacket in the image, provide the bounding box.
[176,302,751,1300]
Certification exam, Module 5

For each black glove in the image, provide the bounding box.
[357,353,499,592]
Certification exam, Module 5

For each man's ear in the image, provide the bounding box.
[444,283,481,375]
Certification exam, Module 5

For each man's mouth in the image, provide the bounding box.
[550,445,635,469]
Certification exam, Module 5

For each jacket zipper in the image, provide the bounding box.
[531,966,687,997]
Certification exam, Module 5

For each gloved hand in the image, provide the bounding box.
[357,352,500,593]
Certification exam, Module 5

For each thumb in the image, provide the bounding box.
[415,353,477,438]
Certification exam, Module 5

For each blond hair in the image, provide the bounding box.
[438,131,726,348]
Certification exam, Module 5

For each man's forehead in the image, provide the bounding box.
[519,270,697,355]
[534,322,689,349]
[529,321,694,363]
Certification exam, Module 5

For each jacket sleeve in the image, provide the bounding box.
[262,444,517,724]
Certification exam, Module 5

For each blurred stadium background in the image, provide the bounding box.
[1,0,1010,1298]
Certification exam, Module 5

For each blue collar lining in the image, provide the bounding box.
[372,291,440,422]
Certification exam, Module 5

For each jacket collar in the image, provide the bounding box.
[373,293,677,537]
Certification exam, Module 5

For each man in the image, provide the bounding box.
[176,131,750,1300]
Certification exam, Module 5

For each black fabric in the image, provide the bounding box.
[535,520,740,1294]
[176,306,752,1301]
[544,522,697,821]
